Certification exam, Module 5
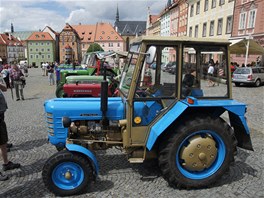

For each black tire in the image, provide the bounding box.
[255,79,261,87]
[234,82,241,87]
[158,116,237,189]
[42,150,93,196]
[55,84,64,98]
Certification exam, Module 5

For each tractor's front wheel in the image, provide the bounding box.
[55,84,64,98]
[159,116,236,188]
[42,150,93,196]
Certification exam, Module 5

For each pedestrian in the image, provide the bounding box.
[207,59,215,87]
[9,65,25,101]
[41,62,45,76]
[47,63,55,85]
[1,65,10,88]
[0,77,21,181]
[23,61,29,77]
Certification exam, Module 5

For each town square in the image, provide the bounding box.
[0,0,264,197]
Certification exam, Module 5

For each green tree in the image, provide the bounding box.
[87,43,104,53]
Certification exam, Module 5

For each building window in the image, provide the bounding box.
[30,43,32,45]
[30,48,33,52]
[202,22,207,37]
[210,21,214,36]
[30,54,33,59]
[194,25,198,37]
[36,48,39,52]
[41,48,44,52]
[109,43,113,47]
[47,48,50,52]
[190,4,194,17]
[36,43,38,46]
[196,1,200,15]
[47,55,51,59]
[226,16,233,34]
[248,9,256,28]
[82,44,85,48]
[36,54,39,59]
[239,12,247,30]
[189,26,193,37]
[47,43,50,45]
[204,0,209,11]
[212,0,216,8]
[117,43,120,47]
[42,55,45,59]
[41,42,44,46]
[102,43,105,47]
[217,18,223,35]
[219,0,225,6]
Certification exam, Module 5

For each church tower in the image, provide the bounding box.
[115,4,119,23]
[11,23,14,33]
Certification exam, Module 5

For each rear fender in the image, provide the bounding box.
[146,98,253,151]
[66,144,99,175]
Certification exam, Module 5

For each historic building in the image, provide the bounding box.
[0,33,24,64]
[72,22,124,58]
[114,5,146,51]
[230,0,264,65]
[42,26,60,63]
[59,23,82,64]
[146,13,160,36]
[26,32,55,68]
[187,0,234,39]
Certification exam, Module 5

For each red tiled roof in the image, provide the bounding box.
[0,33,23,46]
[149,15,159,24]
[72,23,123,43]
[72,24,96,43]
[27,32,54,41]
[94,22,123,42]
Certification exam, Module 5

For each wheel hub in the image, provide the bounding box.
[180,134,217,171]
[64,171,72,180]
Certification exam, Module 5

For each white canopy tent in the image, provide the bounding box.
[229,38,264,65]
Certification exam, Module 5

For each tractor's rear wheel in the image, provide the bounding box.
[158,116,236,188]
[42,150,93,196]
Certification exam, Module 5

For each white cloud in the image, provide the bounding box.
[0,0,167,33]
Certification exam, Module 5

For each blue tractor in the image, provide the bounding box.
[42,36,253,196]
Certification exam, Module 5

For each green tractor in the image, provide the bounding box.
[55,51,120,97]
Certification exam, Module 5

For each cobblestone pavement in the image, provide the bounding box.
[0,68,263,198]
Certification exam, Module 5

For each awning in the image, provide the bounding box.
[229,39,264,55]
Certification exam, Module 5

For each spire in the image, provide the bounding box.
[116,3,119,22]
[11,23,14,33]
[167,0,171,8]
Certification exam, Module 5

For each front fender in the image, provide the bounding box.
[66,144,99,175]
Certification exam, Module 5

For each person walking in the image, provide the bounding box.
[9,65,25,101]
[207,59,215,87]
[47,63,55,85]
[0,65,10,88]
[0,77,21,181]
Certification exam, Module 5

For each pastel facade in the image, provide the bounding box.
[187,0,234,39]
[27,32,55,67]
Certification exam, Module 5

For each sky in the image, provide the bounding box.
[0,0,168,33]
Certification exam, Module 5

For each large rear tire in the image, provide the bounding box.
[42,150,93,196]
[158,116,236,188]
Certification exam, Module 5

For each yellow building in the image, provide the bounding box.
[187,0,234,39]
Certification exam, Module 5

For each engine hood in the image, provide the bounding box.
[44,97,125,121]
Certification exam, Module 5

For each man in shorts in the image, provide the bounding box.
[0,77,20,181]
